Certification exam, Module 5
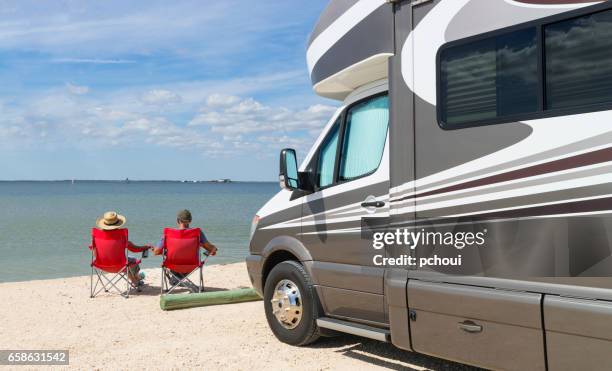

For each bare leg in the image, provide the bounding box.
[128,264,141,285]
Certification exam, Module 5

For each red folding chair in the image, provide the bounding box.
[88,228,146,298]
[160,228,209,294]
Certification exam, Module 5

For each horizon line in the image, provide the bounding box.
[0,179,276,183]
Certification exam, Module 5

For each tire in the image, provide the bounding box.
[263,260,321,346]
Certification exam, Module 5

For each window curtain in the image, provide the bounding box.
[339,95,389,180]
[318,122,339,187]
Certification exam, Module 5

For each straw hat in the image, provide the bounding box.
[96,211,127,230]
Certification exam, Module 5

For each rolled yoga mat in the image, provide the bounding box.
[160,288,261,311]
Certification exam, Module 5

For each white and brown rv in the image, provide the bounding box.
[246,1,612,369]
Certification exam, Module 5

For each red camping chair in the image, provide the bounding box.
[160,228,209,294]
[88,228,146,298]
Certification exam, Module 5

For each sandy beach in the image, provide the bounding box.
[0,262,475,370]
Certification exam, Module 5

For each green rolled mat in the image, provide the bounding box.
[160,287,262,311]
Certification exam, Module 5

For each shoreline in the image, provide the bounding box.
[0,259,246,285]
[0,180,277,183]
[0,261,250,287]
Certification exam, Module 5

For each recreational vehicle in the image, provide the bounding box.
[246,1,612,369]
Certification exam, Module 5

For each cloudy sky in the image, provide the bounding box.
[0,0,335,181]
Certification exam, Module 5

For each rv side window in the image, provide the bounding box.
[438,5,612,128]
[316,119,340,188]
[439,28,538,128]
[339,94,389,181]
[545,10,612,110]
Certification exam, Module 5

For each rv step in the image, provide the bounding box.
[316,317,390,342]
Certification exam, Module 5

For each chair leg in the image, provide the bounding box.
[125,270,130,299]
[199,268,203,293]
[165,269,201,294]
[90,268,137,298]
[166,271,181,294]
[161,269,165,295]
[91,269,112,298]
[99,270,126,297]
[90,266,94,298]
[104,270,109,292]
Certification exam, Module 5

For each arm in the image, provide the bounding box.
[152,236,164,255]
[201,241,218,256]
[127,241,150,253]
[199,230,217,256]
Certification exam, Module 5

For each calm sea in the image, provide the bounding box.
[0,181,277,283]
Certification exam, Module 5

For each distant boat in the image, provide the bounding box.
[125,178,130,184]
[71,179,75,185]
[213,179,231,183]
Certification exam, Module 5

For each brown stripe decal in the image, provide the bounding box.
[478,196,612,219]
[397,147,612,203]
[514,0,599,4]
[409,196,612,227]
[481,197,612,219]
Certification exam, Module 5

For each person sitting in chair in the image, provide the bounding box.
[95,211,149,287]
[152,209,217,288]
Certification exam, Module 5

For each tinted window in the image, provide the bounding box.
[339,95,389,180]
[545,10,612,109]
[317,120,340,188]
[440,28,538,127]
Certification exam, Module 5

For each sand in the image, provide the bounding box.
[0,262,475,370]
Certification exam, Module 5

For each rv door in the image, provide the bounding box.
[301,83,391,325]
[407,1,545,370]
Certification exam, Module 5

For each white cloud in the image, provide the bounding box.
[0,85,337,157]
[82,116,214,149]
[206,94,240,108]
[225,98,265,114]
[141,89,181,105]
[0,58,337,157]
[190,95,336,136]
[65,82,89,95]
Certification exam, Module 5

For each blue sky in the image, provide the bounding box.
[0,0,336,181]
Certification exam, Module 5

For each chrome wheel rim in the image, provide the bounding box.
[271,279,303,329]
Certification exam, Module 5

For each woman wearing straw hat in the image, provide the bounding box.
[95,211,150,287]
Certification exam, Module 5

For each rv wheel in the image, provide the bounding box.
[263,260,321,346]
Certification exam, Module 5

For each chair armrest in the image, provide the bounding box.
[127,245,149,253]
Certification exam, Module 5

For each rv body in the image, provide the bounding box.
[246,1,612,369]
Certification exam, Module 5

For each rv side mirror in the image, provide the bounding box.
[279,148,299,190]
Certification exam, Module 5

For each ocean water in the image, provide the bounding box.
[0,181,278,283]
